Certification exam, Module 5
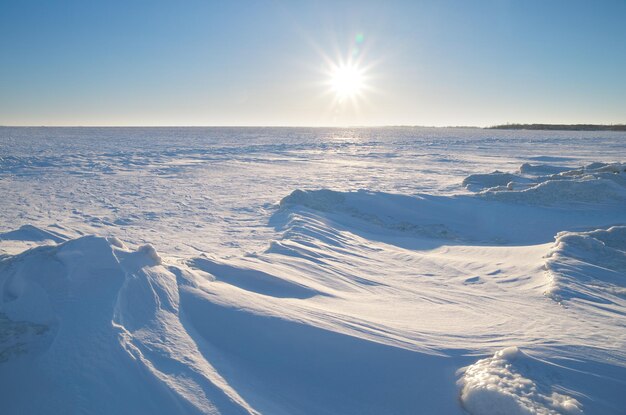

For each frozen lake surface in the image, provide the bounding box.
[1,127,625,414]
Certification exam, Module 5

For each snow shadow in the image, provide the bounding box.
[179,284,472,415]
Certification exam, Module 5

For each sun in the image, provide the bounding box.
[329,63,365,101]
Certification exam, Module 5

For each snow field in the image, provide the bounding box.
[1,127,625,414]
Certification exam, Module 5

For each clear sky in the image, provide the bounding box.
[1,0,625,127]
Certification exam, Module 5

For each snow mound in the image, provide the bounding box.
[467,162,626,205]
[0,235,257,414]
[545,226,626,305]
[462,171,526,192]
[518,163,571,176]
[279,188,346,211]
[459,347,582,415]
[137,243,162,264]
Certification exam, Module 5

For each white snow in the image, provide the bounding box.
[459,346,582,415]
[1,126,625,414]
[545,226,626,307]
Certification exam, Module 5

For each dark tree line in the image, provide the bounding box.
[488,123,626,131]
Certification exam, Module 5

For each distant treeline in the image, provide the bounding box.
[488,123,626,131]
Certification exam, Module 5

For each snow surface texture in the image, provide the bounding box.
[1,127,626,414]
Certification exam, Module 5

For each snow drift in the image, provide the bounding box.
[278,181,626,246]
[545,226,626,307]
[0,232,467,414]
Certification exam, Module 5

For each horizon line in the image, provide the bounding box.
[0,124,484,128]
[1,122,624,129]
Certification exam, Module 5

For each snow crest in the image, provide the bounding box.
[459,347,582,415]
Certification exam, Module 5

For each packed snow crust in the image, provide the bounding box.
[1,127,626,414]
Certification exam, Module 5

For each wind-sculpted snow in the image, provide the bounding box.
[187,256,323,299]
[279,186,626,246]
[0,233,478,414]
[275,185,626,413]
[545,226,626,308]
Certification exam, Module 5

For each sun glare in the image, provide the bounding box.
[329,63,365,100]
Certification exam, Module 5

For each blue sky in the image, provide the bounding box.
[1,0,625,126]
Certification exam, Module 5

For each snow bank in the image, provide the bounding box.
[459,347,582,415]
[545,226,626,305]
[476,162,626,205]
[277,185,626,246]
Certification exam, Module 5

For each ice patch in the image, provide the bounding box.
[459,347,582,415]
